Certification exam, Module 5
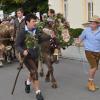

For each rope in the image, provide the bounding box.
[76,46,88,74]
[0,38,11,41]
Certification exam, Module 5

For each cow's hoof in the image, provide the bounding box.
[55,60,59,64]
[0,61,3,67]
[51,83,58,89]
[45,77,50,82]
[39,72,44,77]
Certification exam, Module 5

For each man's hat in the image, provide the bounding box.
[82,22,90,27]
[89,15,100,23]
[82,15,100,27]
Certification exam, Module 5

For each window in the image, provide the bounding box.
[88,1,93,21]
[64,4,67,19]
[64,0,68,20]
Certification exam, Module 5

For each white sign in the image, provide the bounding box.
[36,12,40,19]
[0,10,4,21]
[9,12,15,17]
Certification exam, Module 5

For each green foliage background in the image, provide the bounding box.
[0,0,48,14]
[69,28,83,38]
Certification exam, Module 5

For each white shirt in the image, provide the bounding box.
[18,16,25,23]
[25,25,36,36]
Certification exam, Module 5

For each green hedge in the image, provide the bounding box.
[69,28,83,38]
[56,28,84,48]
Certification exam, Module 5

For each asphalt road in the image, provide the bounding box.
[0,58,100,100]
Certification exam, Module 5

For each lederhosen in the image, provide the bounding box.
[23,29,39,81]
[85,51,100,69]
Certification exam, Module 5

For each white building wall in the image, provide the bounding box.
[67,0,84,28]
[49,0,100,28]
[48,0,64,14]
[93,0,100,16]
[49,0,84,28]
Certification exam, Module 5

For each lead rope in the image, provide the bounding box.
[76,46,88,74]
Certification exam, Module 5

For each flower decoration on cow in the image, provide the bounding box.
[25,32,38,49]
[36,13,74,49]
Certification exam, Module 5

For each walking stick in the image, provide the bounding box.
[11,52,24,95]
[11,65,23,95]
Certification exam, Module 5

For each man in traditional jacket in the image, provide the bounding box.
[16,14,44,100]
[13,8,25,67]
[13,8,25,39]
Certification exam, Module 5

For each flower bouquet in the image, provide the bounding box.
[25,32,38,49]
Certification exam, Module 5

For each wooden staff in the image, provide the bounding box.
[11,53,24,95]
[11,65,23,95]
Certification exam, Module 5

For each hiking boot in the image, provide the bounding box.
[25,81,30,93]
[36,92,44,100]
[87,80,96,92]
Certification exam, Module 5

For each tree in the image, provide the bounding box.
[0,0,48,14]
[0,0,22,13]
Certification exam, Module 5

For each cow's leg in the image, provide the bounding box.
[50,64,58,88]
[47,63,57,88]
[45,54,58,88]
[41,53,50,82]
[38,59,44,77]
[40,68,44,77]
[45,70,50,82]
